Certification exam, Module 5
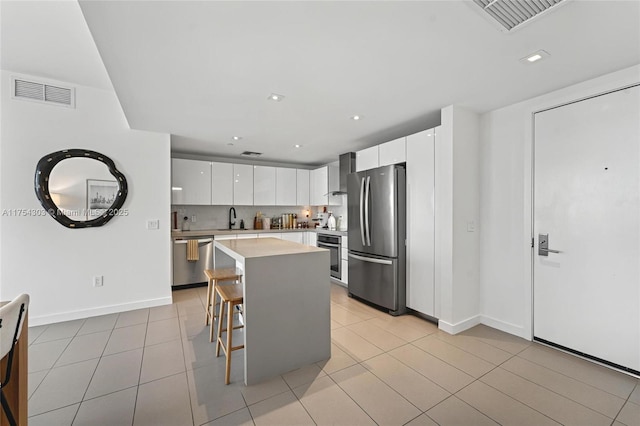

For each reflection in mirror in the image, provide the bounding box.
[49,158,116,221]
[35,149,128,228]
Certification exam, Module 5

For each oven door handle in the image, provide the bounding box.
[318,242,340,248]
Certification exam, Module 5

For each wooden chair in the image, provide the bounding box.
[204,268,243,341]
[214,284,244,385]
[1,294,29,426]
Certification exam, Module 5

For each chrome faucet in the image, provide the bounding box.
[229,207,236,230]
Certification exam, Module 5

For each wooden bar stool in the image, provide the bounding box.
[204,268,243,333]
[214,284,244,384]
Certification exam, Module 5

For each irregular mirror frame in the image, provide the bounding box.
[35,149,128,228]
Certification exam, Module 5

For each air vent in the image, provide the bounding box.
[12,78,75,107]
[472,0,568,32]
[241,151,262,158]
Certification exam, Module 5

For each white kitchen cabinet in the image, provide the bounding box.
[406,128,436,316]
[276,167,297,206]
[236,233,258,239]
[211,162,233,205]
[296,169,310,206]
[379,137,406,166]
[259,233,281,239]
[307,231,317,247]
[233,164,254,205]
[309,166,328,206]
[341,236,348,284]
[215,234,236,240]
[355,146,379,172]
[281,232,303,244]
[172,158,211,205]
[253,166,276,205]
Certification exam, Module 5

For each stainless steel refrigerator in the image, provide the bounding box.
[347,164,406,315]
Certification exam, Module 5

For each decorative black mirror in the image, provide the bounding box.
[35,149,128,228]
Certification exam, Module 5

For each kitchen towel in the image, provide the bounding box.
[186,240,199,262]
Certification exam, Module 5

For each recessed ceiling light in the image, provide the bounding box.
[294,144,302,148]
[351,115,362,121]
[520,50,550,64]
[268,93,285,102]
[232,136,242,141]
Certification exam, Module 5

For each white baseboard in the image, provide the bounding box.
[29,296,173,327]
[438,315,481,335]
[480,315,531,340]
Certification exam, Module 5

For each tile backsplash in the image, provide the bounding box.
[172,199,347,231]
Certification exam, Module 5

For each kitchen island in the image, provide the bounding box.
[214,237,331,385]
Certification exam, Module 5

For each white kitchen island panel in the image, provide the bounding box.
[214,237,330,385]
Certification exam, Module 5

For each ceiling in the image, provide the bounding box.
[3,1,640,166]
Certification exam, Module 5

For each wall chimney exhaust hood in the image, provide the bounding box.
[330,152,356,195]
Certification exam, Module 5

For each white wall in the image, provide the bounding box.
[437,105,481,333]
[478,64,640,339]
[0,71,172,325]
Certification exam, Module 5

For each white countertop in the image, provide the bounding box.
[215,237,327,259]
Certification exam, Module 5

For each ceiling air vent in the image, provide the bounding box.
[472,0,568,32]
[12,78,75,107]
[241,151,262,158]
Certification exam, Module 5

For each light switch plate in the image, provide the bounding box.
[147,219,160,230]
[467,221,475,232]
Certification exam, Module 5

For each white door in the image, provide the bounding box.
[534,85,640,372]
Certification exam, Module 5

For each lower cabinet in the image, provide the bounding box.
[281,232,303,244]
[307,231,317,247]
[236,233,258,239]
[259,233,282,239]
[341,236,348,284]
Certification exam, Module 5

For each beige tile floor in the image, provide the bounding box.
[26,283,639,425]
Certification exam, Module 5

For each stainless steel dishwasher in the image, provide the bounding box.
[172,237,213,287]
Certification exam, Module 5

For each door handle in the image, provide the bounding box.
[364,175,371,246]
[359,177,366,246]
[539,248,561,254]
[538,233,562,256]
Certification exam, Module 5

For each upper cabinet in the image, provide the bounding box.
[356,137,407,172]
[233,164,254,205]
[310,166,328,206]
[253,166,276,205]
[211,162,233,205]
[379,137,406,167]
[355,146,379,172]
[276,167,297,206]
[172,159,211,205]
[296,169,310,206]
[172,160,333,207]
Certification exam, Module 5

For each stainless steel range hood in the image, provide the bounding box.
[330,152,356,195]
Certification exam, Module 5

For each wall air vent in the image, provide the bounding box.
[472,0,568,32]
[12,78,75,107]
[240,151,262,158]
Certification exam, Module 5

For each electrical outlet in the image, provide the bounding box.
[467,221,476,232]
[147,219,160,230]
[191,215,196,223]
[93,276,103,287]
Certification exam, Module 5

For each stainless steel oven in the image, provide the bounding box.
[317,233,341,280]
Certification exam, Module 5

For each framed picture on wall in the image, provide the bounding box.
[86,179,119,219]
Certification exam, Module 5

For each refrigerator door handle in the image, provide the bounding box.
[364,175,371,246]
[348,253,393,265]
[359,177,366,246]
